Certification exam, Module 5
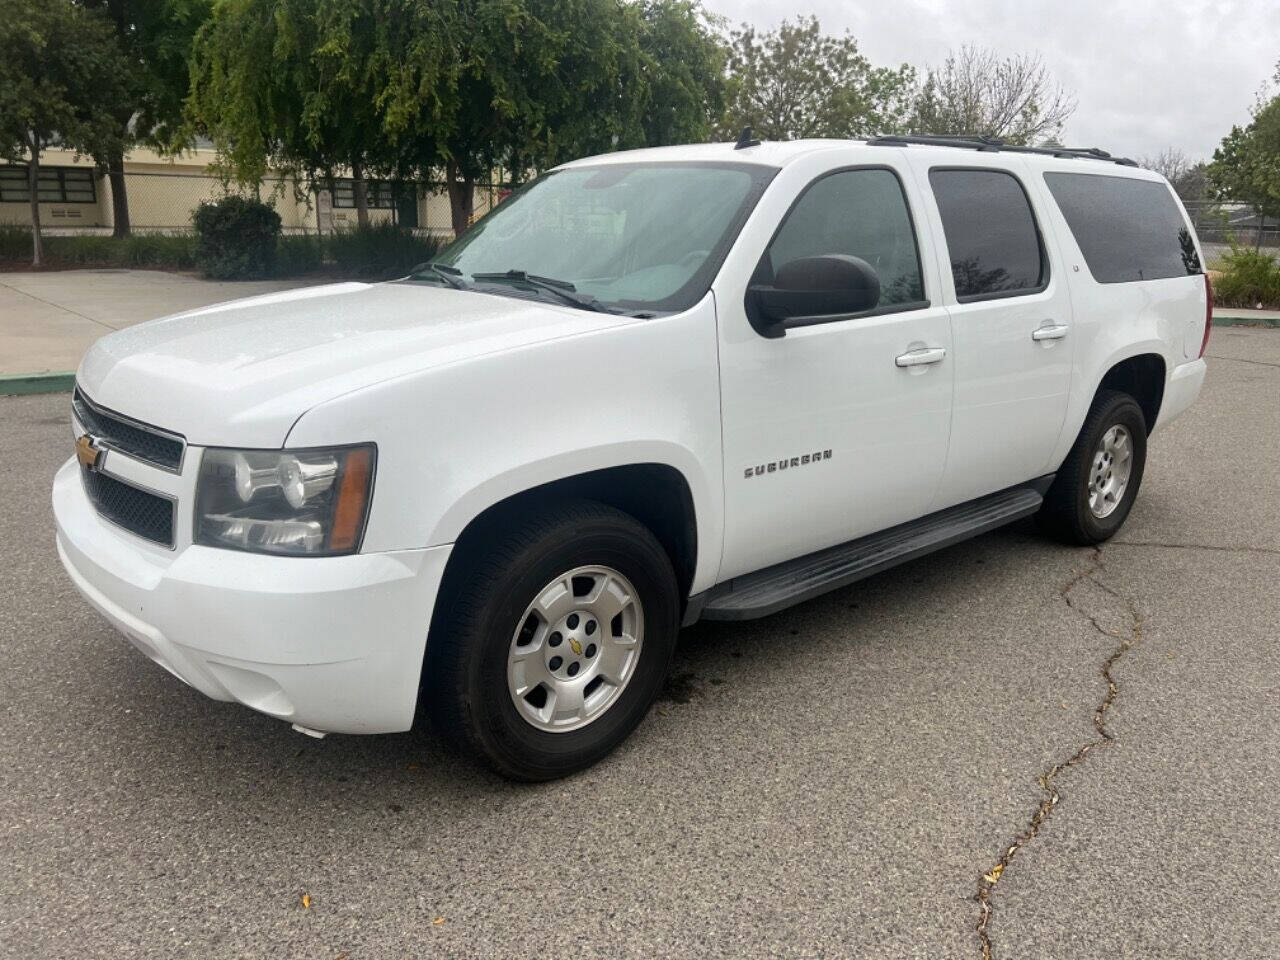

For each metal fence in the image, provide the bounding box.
[0,166,508,239]
[1183,200,1280,264]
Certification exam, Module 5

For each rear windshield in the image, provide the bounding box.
[1043,172,1201,283]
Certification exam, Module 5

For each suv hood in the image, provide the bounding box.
[78,282,632,448]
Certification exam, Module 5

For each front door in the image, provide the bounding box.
[715,160,955,582]
[909,160,1075,508]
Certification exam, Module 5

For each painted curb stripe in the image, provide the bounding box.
[0,372,75,396]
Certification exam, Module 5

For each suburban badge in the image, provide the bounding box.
[744,449,832,479]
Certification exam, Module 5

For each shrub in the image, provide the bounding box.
[0,225,197,269]
[1212,245,1280,309]
[192,195,282,279]
[275,234,325,276]
[326,223,441,280]
[0,223,32,260]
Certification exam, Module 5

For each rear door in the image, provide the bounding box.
[908,158,1075,508]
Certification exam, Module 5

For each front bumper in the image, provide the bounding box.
[53,457,450,734]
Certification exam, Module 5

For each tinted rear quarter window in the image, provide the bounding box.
[1044,172,1201,282]
[929,169,1046,300]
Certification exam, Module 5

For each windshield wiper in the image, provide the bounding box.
[470,270,615,314]
[411,262,470,290]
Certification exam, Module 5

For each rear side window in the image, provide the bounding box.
[929,169,1047,300]
[765,168,925,307]
[1044,172,1201,282]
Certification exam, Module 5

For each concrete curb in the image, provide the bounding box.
[0,372,75,396]
[1214,313,1280,328]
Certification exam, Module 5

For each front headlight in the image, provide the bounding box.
[195,445,375,556]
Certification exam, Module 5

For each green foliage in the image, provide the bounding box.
[632,1,727,148]
[719,16,915,140]
[188,0,400,213]
[0,0,131,162]
[275,234,327,276]
[190,0,729,237]
[0,225,198,268]
[192,195,282,279]
[1208,95,1280,219]
[326,223,441,280]
[0,222,438,280]
[1212,246,1280,309]
[0,0,133,263]
[78,0,213,151]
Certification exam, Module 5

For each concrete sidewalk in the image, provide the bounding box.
[1,269,319,377]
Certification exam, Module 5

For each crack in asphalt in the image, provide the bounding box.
[1204,353,1280,369]
[974,545,1143,959]
[1114,539,1280,556]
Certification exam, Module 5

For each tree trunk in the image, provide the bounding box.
[446,160,475,238]
[1256,213,1265,252]
[107,145,130,237]
[351,160,370,230]
[27,141,42,267]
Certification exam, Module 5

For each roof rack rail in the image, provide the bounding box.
[866,134,1138,167]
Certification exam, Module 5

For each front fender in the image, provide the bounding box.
[286,296,725,593]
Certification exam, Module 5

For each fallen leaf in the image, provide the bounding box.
[301,893,312,910]
[432,917,446,926]
[983,864,1004,885]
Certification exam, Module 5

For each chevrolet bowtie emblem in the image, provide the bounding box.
[568,637,583,656]
[75,433,104,471]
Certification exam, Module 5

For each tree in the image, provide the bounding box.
[77,0,213,236]
[912,45,1075,145]
[382,0,726,236]
[1138,148,1209,202]
[631,1,727,148]
[0,0,131,265]
[188,0,399,228]
[719,17,915,141]
[1207,94,1280,250]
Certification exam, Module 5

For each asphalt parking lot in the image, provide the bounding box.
[2,327,1277,960]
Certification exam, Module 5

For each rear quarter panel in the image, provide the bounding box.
[1025,165,1208,466]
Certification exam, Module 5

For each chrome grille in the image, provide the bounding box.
[80,467,176,547]
[72,388,185,472]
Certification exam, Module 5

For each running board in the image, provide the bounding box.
[695,480,1050,622]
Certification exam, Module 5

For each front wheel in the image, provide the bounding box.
[1038,389,1148,545]
[423,501,679,780]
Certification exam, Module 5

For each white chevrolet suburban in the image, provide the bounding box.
[53,135,1211,779]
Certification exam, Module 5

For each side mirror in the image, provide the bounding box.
[746,254,881,338]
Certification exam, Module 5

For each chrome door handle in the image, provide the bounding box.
[895,346,947,367]
[1031,322,1069,341]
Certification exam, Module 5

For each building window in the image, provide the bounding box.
[331,178,397,209]
[0,166,97,203]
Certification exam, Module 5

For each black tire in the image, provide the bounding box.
[1037,389,1148,545]
[422,500,679,781]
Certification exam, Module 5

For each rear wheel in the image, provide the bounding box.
[1038,390,1148,545]
[423,500,679,780]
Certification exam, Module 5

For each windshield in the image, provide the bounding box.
[419,161,776,314]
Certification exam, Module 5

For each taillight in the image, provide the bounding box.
[1200,273,1213,358]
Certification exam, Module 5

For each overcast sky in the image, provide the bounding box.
[703,0,1279,162]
